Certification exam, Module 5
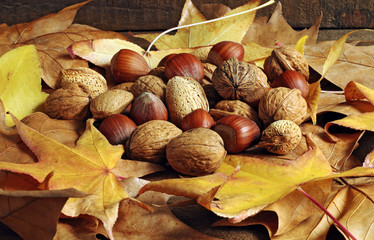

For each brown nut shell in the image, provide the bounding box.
[130,75,166,102]
[258,87,307,126]
[263,47,309,83]
[126,120,182,163]
[166,76,209,127]
[166,128,226,176]
[90,89,133,119]
[211,57,269,105]
[44,83,90,120]
[57,67,107,98]
[259,120,302,154]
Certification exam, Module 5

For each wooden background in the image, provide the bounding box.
[1,0,374,41]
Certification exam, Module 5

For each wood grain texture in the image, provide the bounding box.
[0,0,373,31]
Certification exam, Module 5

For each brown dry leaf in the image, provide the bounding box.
[272,185,374,240]
[0,1,91,45]
[305,41,374,91]
[136,0,262,49]
[242,2,321,47]
[0,171,86,240]
[107,177,221,240]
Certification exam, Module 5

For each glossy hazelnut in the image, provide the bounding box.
[130,92,168,125]
[207,41,245,66]
[164,53,204,82]
[181,108,215,131]
[99,114,137,145]
[213,115,260,153]
[111,49,150,83]
[157,53,177,67]
[271,70,309,99]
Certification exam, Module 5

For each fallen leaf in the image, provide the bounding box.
[242,2,321,47]
[140,135,332,222]
[136,0,262,49]
[0,115,127,238]
[0,170,86,240]
[0,1,90,45]
[344,81,374,104]
[0,45,48,126]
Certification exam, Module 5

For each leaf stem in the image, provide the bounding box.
[145,0,275,53]
[297,186,357,240]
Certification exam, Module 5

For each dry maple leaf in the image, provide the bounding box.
[242,2,321,47]
[0,114,127,239]
[139,135,332,222]
[0,0,91,45]
[135,0,262,49]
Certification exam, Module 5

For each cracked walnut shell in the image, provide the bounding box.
[166,128,226,176]
[258,87,307,126]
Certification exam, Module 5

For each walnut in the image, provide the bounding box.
[166,128,226,176]
[166,76,209,127]
[130,75,166,102]
[263,47,309,83]
[259,120,302,154]
[90,89,133,119]
[211,57,269,107]
[44,83,90,120]
[258,87,307,126]
[126,120,182,163]
[111,82,134,91]
[57,67,107,98]
[148,67,167,81]
[209,100,262,129]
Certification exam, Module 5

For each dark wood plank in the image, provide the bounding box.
[0,0,373,31]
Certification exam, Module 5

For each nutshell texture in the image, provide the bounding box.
[166,76,209,127]
[130,75,166,102]
[90,89,133,119]
[166,128,227,176]
[211,57,269,106]
[126,120,182,163]
[258,87,307,126]
[264,47,310,82]
[209,99,262,129]
[259,120,302,154]
[57,67,107,98]
[44,83,90,121]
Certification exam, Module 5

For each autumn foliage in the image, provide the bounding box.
[1,0,374,240]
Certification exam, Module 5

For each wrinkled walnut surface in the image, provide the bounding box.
[166,128,226,176]
[259,120,302,154]
[130,75,166,102]
[211,57,269,104]
[258,87,307,126]
[126,120,182,163]
[44,83,90,121]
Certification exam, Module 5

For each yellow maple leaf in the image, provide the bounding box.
[136,0,263,49]
[0,114,127,239]
[0,45,48,126]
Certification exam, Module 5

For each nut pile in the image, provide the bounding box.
[44,41,310,176]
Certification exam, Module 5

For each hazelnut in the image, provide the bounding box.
[130,92,168,125]
[258,120,302,154]
[166,128,226,176]
[99,114,137,145]
[164,53,205,82]
[258,87,307,126]
[181,108,215,131]
[207,41,245,66]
